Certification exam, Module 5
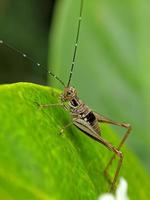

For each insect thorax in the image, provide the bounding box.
[65,92,95,121]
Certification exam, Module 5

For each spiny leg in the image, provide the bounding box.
[110,151,123,192]
[104,123,131,180]
[35,102,78,134]
[60,117,79,135]
[60,121,74,135]
[35,101,74,135]
[94,113,131,188]
[91,133,124,192]
[35,102,63,109]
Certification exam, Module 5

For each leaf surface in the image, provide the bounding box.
[0,82,149,200]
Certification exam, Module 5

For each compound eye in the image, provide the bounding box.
[67,91,71,95]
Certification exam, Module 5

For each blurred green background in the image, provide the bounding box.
[0,0,55,84]
[0,0,150,173]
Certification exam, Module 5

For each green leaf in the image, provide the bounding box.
[48,0,150,169]
[0,82,149,200]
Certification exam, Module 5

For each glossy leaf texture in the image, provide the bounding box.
[0,82,149,199]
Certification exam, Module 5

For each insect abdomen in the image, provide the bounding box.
[85,111,96,125]
[84,111,100,135]
[70,99,100,135]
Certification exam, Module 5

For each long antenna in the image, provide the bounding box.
[67,0,84,87]
[0,40,65,87]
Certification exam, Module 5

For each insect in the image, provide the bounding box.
[0,0,131,192]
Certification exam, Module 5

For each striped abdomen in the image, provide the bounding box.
[69,98,100,135]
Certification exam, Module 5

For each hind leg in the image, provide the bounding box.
[94,113,131,190]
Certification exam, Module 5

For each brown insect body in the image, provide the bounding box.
[61,86,100,135]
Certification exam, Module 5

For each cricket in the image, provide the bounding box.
[0,0,131,192]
